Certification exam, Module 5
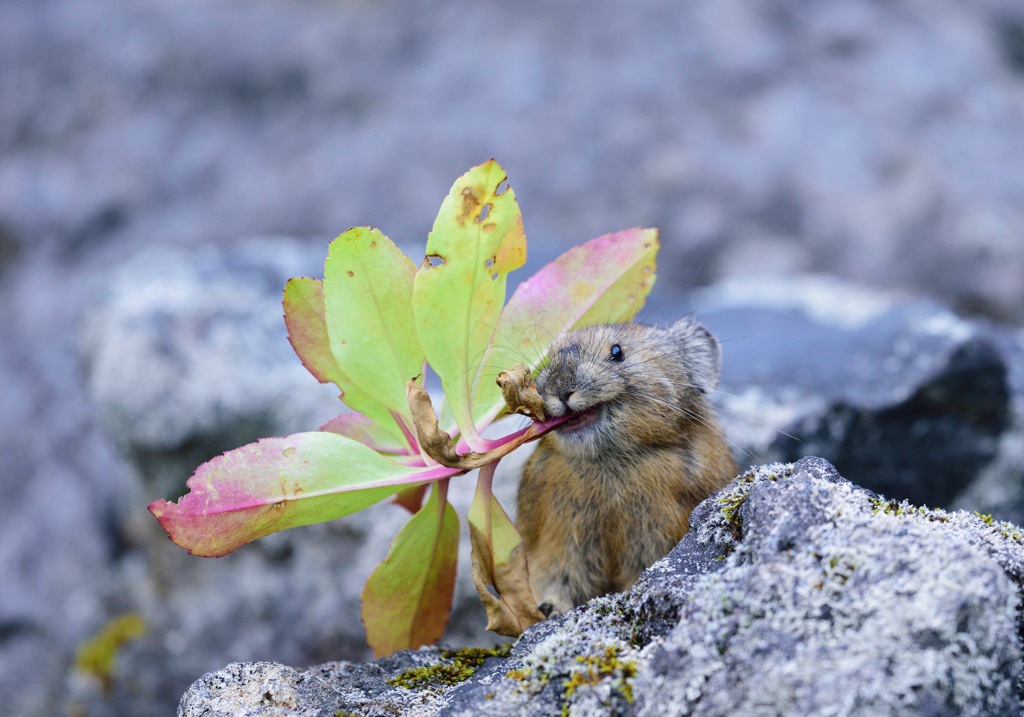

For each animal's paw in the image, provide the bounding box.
[538,602,563,619]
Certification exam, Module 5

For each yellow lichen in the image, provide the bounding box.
[559,644,638,714]
[387,643,512,690]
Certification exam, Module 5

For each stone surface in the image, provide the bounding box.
[177,457,1024,716]
[79,237,343,499]
[674,275,1023,510]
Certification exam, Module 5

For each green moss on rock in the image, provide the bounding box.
[386,643,513,690]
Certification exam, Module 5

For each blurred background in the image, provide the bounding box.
[2,0,1024,714]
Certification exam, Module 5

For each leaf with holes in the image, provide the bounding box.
[323,227,423,449]
[362,480,460,658]
[413,160,526,451]
[148,432,461,557]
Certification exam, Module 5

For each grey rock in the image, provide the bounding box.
[177,457,1024,717]
[79,236,342,499]
[685,275,1020,509]
[952,329,1024,524]
[636,458,1024,717]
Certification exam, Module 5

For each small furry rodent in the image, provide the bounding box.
[517,317,737,617]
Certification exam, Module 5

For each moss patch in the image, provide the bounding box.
[869,497,949,522]
[716,469,784,556]
[869,496,1024,545]
[506,636,641,717]
[386,643,513,690]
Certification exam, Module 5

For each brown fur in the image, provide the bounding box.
[517,319,737,616]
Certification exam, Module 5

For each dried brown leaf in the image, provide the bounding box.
[467,470,545,637]
[496,364,546,421]
[469,525,544,636]
[406,380,462,466]
[406,380,548,470]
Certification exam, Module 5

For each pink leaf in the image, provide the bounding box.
[149,432,461,557]
[283,277,345,386]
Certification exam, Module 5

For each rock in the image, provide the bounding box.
[177,457,1024,716]
[79,237,342,500]
[952,328,1024,524]
[684,275,1021,510]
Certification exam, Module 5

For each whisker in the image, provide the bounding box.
[635,290,680,327]
[617,365,797,442]
[604,280,631,325]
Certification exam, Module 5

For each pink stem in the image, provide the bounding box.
[471,413,576,452]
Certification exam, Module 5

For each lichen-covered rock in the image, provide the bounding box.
[178,457,1024,717]
[636,457,1024,717]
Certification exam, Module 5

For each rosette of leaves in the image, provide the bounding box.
[149,161,658,657]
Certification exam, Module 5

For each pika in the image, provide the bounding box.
[516,318,737,617]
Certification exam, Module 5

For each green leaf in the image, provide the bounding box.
[323,227,424,433]
[362,480,460,658]
[467,462,544,636]
[284,277,404,445]
[148,432,461,557]
[472,228,659,428]
[413,160,526,451]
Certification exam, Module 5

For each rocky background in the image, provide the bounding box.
[2,1,1024,715]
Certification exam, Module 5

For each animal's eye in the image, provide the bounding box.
[609,344,624,362]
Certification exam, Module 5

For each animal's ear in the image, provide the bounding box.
[669,317,722,393]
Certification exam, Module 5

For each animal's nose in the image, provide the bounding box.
[557,390,575,410]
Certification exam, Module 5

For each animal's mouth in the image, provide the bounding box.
[558,404,603,434]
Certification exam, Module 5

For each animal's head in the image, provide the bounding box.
[533,318,721,459]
